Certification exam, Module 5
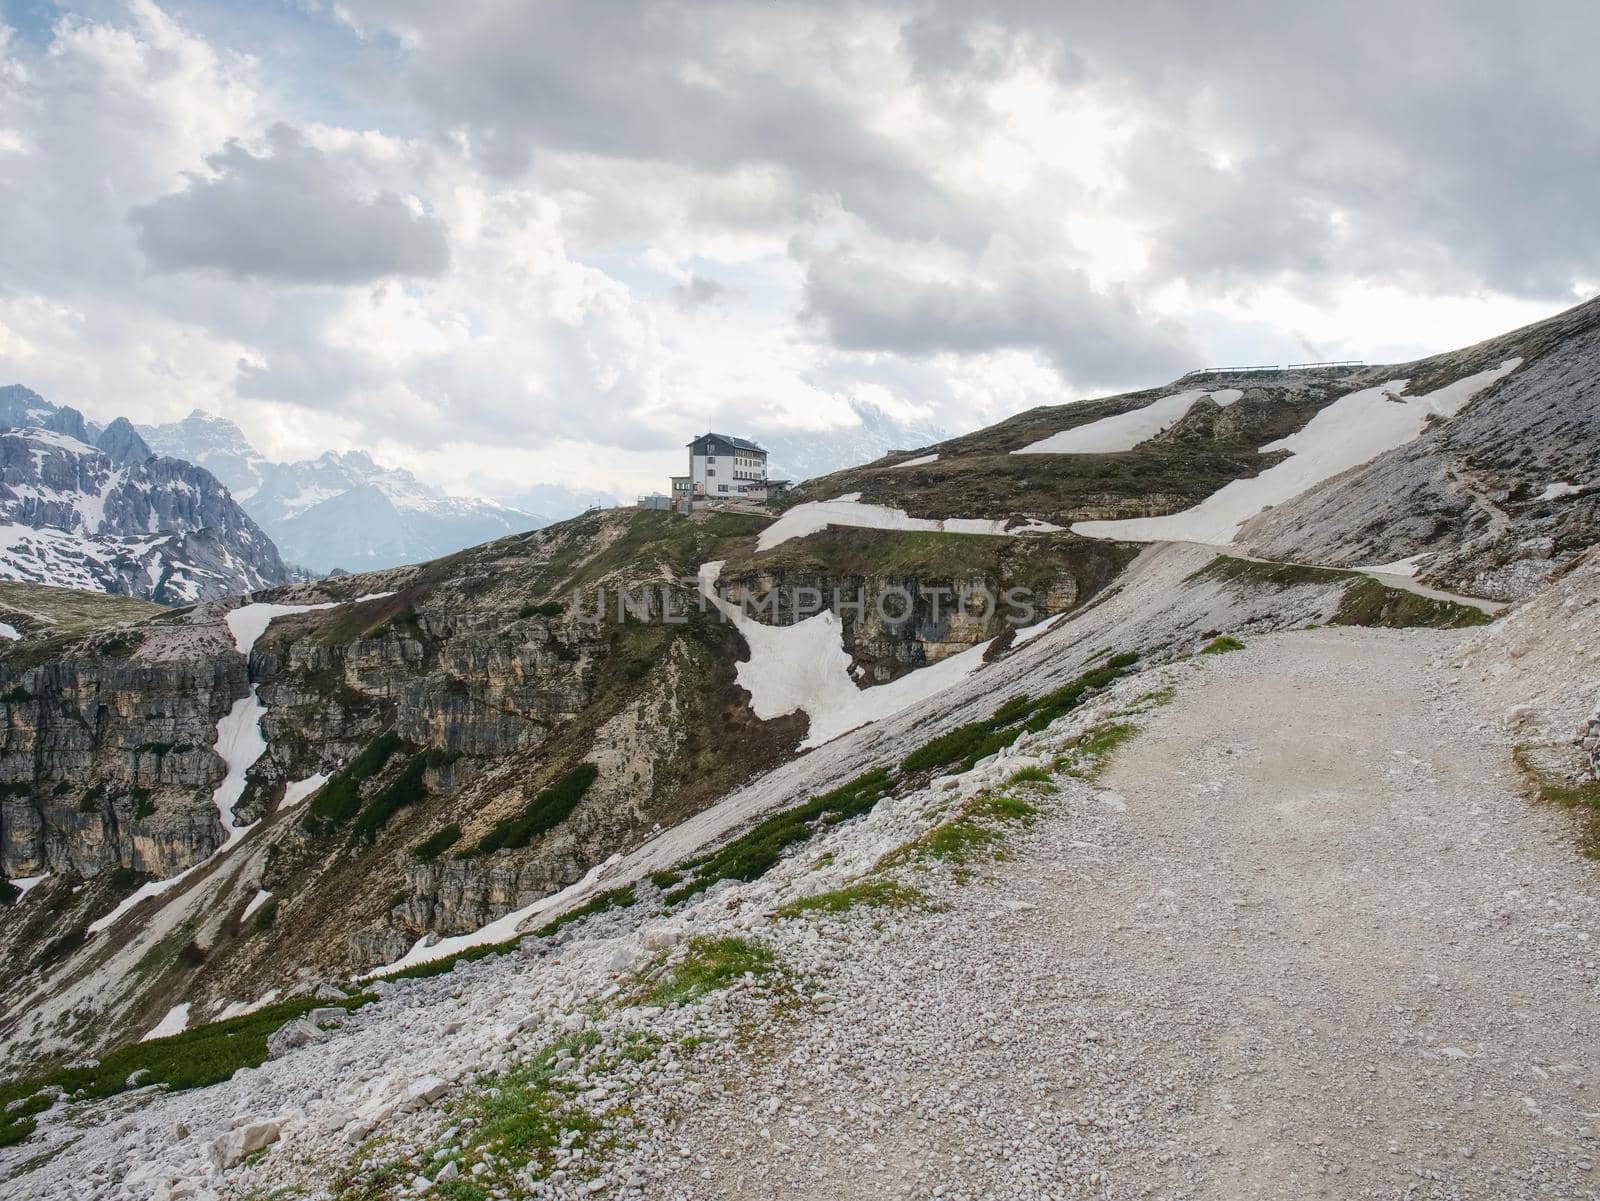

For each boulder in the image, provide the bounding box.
[266,1017,324,1059]
[205,1118,281,1171]
[406,1075,450,1106]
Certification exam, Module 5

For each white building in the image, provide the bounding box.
[687,433,770,499]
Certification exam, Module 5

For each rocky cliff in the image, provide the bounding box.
[0,508,808,1061]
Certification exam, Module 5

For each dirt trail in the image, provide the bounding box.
[1096,627,1596,1197]
[653,627,1600,1200]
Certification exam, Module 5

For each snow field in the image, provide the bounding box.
[1073,361,1520,545]
[1013,388,1243,455]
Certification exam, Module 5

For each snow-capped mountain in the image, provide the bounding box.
[0,423,287,603]
[135,408,271,503]
[758,400,950,482]
[139,412,548,573]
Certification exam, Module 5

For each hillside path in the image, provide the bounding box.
[651,627,1600,1200]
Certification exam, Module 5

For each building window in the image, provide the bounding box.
[718,484,728,492]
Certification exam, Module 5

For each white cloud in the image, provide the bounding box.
[0,0,1593,507]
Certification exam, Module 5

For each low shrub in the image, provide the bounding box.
[253,898,279,931]
[662,768,894,904]
[412,824,463,861]
[352,753,431,843]
[469,764,599,855]
[302,730,404,832]
[0,993,373,1147]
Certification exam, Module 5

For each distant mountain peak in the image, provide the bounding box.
[95,417,153,465]
[0,423,287,601]
[139,415,545,573]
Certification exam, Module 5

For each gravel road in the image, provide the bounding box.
[646,626,1600,1200]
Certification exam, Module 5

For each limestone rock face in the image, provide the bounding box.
[0,654,244,878]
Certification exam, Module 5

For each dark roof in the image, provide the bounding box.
[688,432,767,454]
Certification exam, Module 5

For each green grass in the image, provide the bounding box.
[532,886,636,938]
[412,824,463,860]
[661,768,894,904]
[430,1033,607,1195]
[774,878,927,918]
[1514,746,1600,857]
[1121,687,1175,713]
[1004,765,1057,792]
[466,764,599,855]
[1331,577,1492,629]
[1195,554,1493,630]
[0,581,162,637]
[1053,721,1138,779]
[642,936,777,1006]
[900,652,1139,776]
[890,791,1038,870]
[301,731,404,832]
[556,509,770,595]
[0,993,372,1147]
[1200,635,1246,655]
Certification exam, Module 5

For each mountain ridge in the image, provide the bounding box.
[0,297,1596,1200]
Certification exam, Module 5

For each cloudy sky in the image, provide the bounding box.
[0,0,1594,501]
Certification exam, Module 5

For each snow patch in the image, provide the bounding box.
[1011,612,1066,647]
[1014,389,1242,456]
[758,496,1059,552]
[279,772,328,811]
[88,868,200,935]
[140,1003,190,1042]
[1352,552,1430,578]
[241,889,272,923]
[0,622,19,641]
[699,561,993,749]
[10,872,49,900]
[211,689,268,851]
[226,591,396,655]
[892,453,940,468]
[1073,361,1520,545]
[1541,482,1582,501]
[215,990,281,1022]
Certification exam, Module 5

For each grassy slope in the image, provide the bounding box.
[0,582,164,634]
[784,385,1342,524]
